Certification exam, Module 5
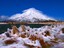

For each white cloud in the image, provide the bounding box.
[0,15,9,21]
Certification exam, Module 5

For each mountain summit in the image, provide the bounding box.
[9,8,56,22]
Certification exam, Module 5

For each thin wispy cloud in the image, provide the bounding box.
[0,15,9,21]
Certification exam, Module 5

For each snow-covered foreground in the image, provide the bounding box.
[0,24,64,48]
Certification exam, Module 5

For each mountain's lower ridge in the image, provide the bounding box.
[8,18,56,23]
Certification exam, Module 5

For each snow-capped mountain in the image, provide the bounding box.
[9,8,56,22]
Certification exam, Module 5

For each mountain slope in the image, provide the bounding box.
[9,8,56,22]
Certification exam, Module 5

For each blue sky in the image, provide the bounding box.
[0,0,64,20]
